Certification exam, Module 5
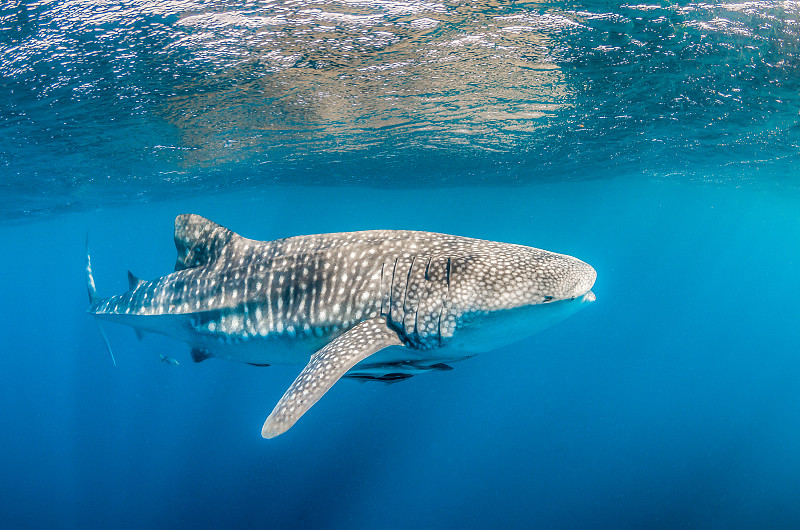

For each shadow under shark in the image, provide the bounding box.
[87,214,596,438]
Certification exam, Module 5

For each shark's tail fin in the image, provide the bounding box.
[86,235,117,367]
[95,322,117,367]
[86,234,99,305]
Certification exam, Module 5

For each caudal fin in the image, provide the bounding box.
[85,235,116,367]
[85,234,99,305]
[96,321,117,367]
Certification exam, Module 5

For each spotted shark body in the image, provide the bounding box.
[87,214,597,438]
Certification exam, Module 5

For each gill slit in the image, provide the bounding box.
[414,256,432,342]
[401,256,415,326]
[438,257,452,347]
[388,257,399,320]
[379,262,385,316]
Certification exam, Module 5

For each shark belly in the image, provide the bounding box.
[443,291,597,354]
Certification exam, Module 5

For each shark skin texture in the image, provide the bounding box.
[87,214,597,438]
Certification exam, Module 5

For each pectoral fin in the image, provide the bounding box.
[262,317,404,439]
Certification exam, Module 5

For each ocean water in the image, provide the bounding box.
[2,1,800,528]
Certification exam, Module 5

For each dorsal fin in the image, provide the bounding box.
[127,270,145,291]
[174,214,236,271]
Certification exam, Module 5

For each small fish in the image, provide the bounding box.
[159,354,180,366]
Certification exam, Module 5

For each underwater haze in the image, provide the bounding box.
[2,1,800,528]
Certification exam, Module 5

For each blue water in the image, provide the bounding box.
[2,1,800,528]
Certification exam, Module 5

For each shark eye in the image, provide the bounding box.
[543,295,554,302]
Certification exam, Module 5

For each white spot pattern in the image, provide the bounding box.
[88,214,597,438]
[92,216,597,343]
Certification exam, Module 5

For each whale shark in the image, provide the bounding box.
[87,214,597,438]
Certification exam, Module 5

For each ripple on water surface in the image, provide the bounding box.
[0,1,798,218]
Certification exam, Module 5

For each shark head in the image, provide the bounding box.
[443,248,597,353]
[557,255,597,303]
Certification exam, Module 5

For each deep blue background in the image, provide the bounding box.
[3,0,800,527]
[2,181,799,528]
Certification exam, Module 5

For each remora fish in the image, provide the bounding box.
[87,214,597,438]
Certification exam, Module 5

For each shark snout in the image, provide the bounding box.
[567,259,597,300]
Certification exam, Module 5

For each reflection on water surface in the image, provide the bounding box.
[0,1,798,217]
